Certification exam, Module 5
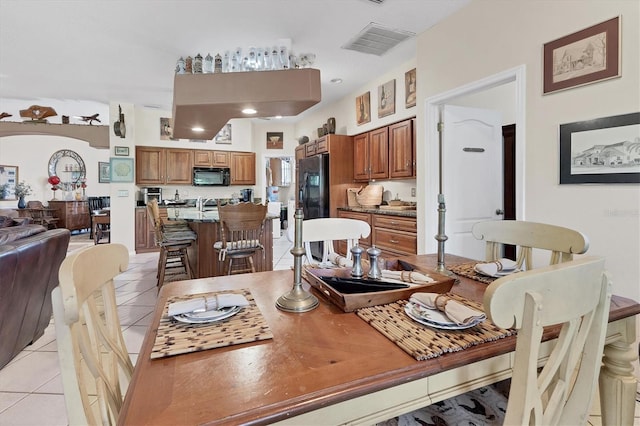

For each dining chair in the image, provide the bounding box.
[26,200,59,229]
[215,201,267,275]
[52,243,134,426]
[87,196,103,239]
[380,256,611,425]
[286,217,371,266]
[147,199,196,286]
[472,220,589,270]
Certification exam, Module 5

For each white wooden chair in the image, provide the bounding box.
[472,220,589,270]
[52,244,133,426]
[380,256,611,425]
[287,218,371,266]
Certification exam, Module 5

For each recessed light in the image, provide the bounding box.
[242,108,257,115]
[330,78,343,84]
[191,127,204,132]
[274,115,283,119]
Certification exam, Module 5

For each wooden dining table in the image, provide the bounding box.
[118,254,640,425]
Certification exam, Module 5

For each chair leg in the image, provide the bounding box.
[157,248,168,288]
[248,256,255,273]
[226,258,233,275]
[182,248,193,279]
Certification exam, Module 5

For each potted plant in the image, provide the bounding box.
[14,181,33,209]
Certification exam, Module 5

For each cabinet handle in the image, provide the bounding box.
[389,239,399,243]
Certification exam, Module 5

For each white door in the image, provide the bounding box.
[442,105,503,260]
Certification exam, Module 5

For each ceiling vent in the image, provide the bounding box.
[366,0,385,4]
[342,22,415,56]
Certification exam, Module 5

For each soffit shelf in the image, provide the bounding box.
[172,68,321,140]
[0,122,109,149]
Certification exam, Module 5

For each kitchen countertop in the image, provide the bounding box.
[338,206,417,218]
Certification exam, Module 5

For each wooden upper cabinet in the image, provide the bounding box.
[194,150,230,167]
[230,151,256,185]
[389,119,413,179]
[368,127,388,180]
[165,148,193,184]
[136,146,165,185]
[353,133,370,181]
[136,146,192,185]
[295,145,305,162]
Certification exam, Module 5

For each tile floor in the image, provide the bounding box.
[0,231,638,425]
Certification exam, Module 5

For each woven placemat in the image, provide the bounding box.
[448,262,497,284]
[356,294,515,361]
[150,289,273,359]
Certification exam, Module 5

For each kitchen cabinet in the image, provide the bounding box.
[230,151,256,185]
[193,150,230,167]
[353,127,388,182]
[295,145,305,162]
[388,119,414,179]
[135,207,167,253]
[337,209,417,259]
[135,146,193,185]
[48,200,90,232]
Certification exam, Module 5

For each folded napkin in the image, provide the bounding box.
[409,293,486,326]
[327,252,353,268]
[168,293,249,317]
[381,270,434,284]
[474,258,519,277]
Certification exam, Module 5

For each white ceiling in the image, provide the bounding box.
[0,0,469,120]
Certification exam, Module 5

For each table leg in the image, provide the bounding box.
[599,317,638,425]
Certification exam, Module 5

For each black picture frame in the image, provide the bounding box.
[559,112,640,184]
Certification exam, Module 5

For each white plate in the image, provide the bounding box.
[404,302,483,330]
[172,306,241,324]
[473,264,520,277]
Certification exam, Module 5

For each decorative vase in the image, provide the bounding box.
[18,196,26,209]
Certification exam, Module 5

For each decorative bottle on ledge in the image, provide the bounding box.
[17,196,26,209]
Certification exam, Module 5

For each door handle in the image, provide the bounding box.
[495,209,504,215]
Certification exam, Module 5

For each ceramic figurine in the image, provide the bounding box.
[193,53,203,73]
[203,53,213,73]
[185,56,193,74]
[176,56,185,74]
[214,53,222,73]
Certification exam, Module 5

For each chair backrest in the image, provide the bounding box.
[287,218,371,265]
[26,200,44,209]
[87,196,103,212]
[472,220,589,270]
[146,199,163,245]
[483,256,611,425]
[52,244,133,426]
[217,202,267,252]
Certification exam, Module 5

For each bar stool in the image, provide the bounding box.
[215,202,267,275]
[146,200,196,287]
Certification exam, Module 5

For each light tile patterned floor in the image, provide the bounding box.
[0,231,638,425]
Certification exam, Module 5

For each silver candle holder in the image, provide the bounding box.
[276,208,319,312]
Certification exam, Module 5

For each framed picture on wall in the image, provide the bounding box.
[109,157,134,183]
[114,146,129,156]
[405,68,416,108]
[214,123,232,144]
[559,112,640,184]
[0,165,18,200]
[160,117,177,140]
[543,16,620,94]
[266,132,284,149]
[356,92,370,126]
[98,162,110,183]
[377,79,395,118]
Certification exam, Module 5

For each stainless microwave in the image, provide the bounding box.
[193,167,230,186]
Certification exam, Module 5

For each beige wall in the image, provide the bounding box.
[414,0,639,302]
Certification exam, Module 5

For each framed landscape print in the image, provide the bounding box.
[356,92,370,126]
[543,16,620,94]
[378,79,395,118]
[559,112,640,184]
[0,165,18,200]
[405,68,416,108]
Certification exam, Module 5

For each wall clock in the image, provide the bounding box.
[48,149,86,183]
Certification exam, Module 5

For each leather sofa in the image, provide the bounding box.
[0,219,70,369]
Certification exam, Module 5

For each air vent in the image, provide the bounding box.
[342,22,415,56]
[366,0,385,4]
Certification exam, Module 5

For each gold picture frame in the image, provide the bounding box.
[378,79,395,118]
[356,92,371,126]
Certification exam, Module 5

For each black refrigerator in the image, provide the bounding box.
[298,154,329,259]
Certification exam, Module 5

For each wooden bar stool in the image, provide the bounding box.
[215,202,267,275]
[146,200,196,287]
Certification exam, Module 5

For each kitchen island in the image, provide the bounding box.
[169,210,274,278]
